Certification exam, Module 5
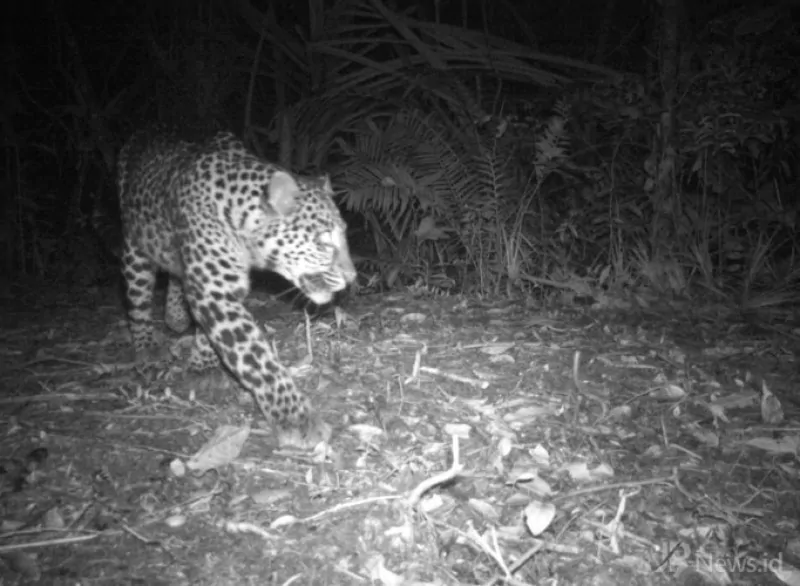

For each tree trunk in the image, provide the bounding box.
[650,0,680,252]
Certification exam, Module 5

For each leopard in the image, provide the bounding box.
[116,127,356,440]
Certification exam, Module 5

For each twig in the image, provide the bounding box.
[298,495,403,525]
[570,350,581,426]
[280,574,306,586]
[120,524,160,546]
[407,433,465,506]
[43,433,187,458]
[0,393,120,405]
[406,466,463,507]
[460,524,512,581]
[10,355,98,370]
[570,350,606,417]
[81,412,198,422]
[551,473,675,503]
[220,520,277,540]
[291,435,466,527]
[419,366,490,390]
[0,533,100,553]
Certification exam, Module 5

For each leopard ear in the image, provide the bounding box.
[320,174,332,192]
[266,170,299,216]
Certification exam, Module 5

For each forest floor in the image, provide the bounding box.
[1,279,798,586]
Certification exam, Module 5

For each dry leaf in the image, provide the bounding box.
[480,343,515,355]
[707,402,730,424]
[165,514,187,528]
[530,444,551,467]
[186,424,250,473]
[771,562,800,586]
[503,406,556,427]
[349,424,385,443]
[400,312,427,323]
[251,488,292,506]
[711,391,757,410]
[649,384,686,401]
[564,461,614,482]
[524,500,556,536]
[687,423,720,448]
[743,435,800,454]
[761,383,784,424]
[528,475,554,497]
[489,353,515,364]
[468,498,501,521]
[608,405,633,421]
[364,554,405,586]
[43,508,65,530]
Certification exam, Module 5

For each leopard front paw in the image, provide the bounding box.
[275,412,332,449]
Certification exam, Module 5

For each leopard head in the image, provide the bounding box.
[256,171,356,305]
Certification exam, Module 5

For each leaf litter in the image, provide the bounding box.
[0,287,799,585]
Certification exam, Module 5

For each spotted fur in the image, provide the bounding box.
[116,128,356,432]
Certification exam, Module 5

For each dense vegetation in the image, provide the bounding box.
[2,0,797,310]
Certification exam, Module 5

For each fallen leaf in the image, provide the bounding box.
[710,391,757,410]
[347,423,383,444]
[251,488,292,506]
[497,437,513,458]
[504,406,556,427]
[186,424,250,473]
[524,500,556,536]
[468,498,501,521]
[480,343,515,355]
[165,514,187,528]
[564,461,614,482]
[771,562,800,586]
[530,444,551,467]
[743,435,800,454]
[761,383,784,424]
[364,554,404,586]
[687,423,720,448]
[649,384,686,401]
[400,312,427,323]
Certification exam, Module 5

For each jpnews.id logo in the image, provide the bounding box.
[665,541,782,575]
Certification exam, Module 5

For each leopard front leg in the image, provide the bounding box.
[182,256,314,434]
[121,240,168,362]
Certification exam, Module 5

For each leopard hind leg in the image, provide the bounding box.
[164,277,192,334]
[121,241,171,363]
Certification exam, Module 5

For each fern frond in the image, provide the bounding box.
[534,101,571,180]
